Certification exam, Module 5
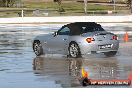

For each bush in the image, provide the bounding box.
[58,7,65,12]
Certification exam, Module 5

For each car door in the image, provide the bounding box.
[47,26,70,54]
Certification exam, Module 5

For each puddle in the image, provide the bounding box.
[0,24,132,88]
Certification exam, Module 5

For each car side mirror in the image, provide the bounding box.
[53,32,57,37]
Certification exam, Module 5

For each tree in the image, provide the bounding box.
[0,0,6,7]
[0,0,20,7]
[127,0,132,13]
[54,0,65,12]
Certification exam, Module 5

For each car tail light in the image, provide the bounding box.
[86,38,95,43]
[112,35,118,40]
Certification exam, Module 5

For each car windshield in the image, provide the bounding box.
[81,26,105,33]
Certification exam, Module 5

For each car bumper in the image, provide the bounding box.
[78,40,119,55]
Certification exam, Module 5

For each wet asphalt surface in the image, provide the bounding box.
[0,23,132,88]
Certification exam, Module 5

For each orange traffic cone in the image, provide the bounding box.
[124,32,129,42]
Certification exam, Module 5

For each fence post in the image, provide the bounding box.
[21,10,24,17]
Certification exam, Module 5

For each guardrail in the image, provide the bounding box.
[0,15,132,24]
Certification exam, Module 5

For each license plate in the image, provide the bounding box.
[99,44,112,49]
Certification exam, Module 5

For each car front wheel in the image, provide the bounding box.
[69,43,81,58]
[33,41,43,56]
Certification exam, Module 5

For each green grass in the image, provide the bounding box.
[0,1,130,17]
[24,2,128,11]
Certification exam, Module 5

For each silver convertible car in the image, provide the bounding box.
[33,22,119,58]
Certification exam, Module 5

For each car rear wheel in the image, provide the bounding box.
[69,43,81,58]
[104,51,117,57]
[33,41,43,56]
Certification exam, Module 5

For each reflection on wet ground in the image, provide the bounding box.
[0,24,132,88]
[33,57,82,87]
[32,53,132,88]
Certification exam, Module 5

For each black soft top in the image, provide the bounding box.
[63,22,101,35]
